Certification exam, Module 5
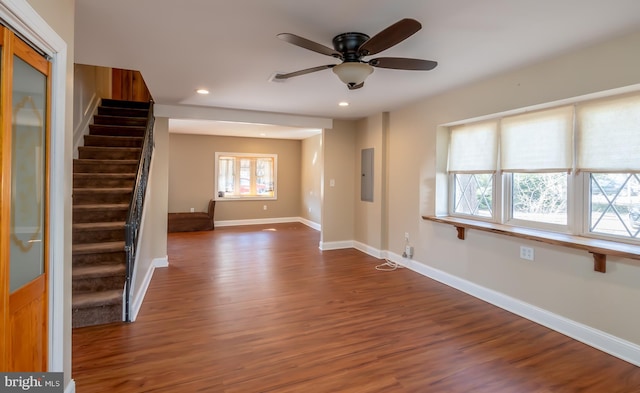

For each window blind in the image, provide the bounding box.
[500,106,573,172]
[577,93,640,172]
[448,121,498,173]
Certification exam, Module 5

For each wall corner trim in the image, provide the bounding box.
[64,379,76,393]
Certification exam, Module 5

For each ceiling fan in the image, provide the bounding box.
[274,18,437,90]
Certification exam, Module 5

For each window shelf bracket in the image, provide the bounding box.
[423,216,640,273]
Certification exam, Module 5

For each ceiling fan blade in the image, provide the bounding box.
[277,33,342,58]
[357,18,422,56]
[348,82,364,90]
[274,64,336,80]
[369,57,437,71]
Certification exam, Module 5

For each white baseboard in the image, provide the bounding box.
[130,256,168,321]
[386,251,640,367]
[280,233,640,366]
[215,216,320,230]
[72,93,100,159]
[353,241,384,259]
[298,217,321,231]
[319,240,385,260]
[153,256,169,268]
[319,240,354,251]
[64,379,76,393]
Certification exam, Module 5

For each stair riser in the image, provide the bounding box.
[73,275,125,293]
[73,177,135,188]
[72,303,122,328]
[78,148,141,160]
[84,135,143,148]
[73,228,125,244]
[94,115,147,127]
[73,209,127,223]
[89,125,145,138]
[98,106,149,118]
[101,98,150,110]
[73,161,137,173]
[74,192,132,205]
[73,251,125,267]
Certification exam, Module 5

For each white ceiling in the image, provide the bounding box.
[75,0,640,138]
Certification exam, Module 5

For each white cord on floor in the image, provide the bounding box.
[375,258,404,271]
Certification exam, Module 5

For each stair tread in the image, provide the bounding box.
[96,114,148,120]
[72,289,122,309]
[79,146,142,151]
[85,134,144,139]
[73,264,126,279]
[73,203,128,210]
[90,123,145,128]
[99,106,148,113]
[101,98,150,108]
[74,159,138,164]
[73,241,125,254]
[74,173,136,178]
[73,221,125,230]
[73,187,132,193]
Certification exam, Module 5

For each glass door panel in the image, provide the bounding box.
[9,54,47,293]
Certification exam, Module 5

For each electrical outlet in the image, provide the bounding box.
[405,232,409,240]
[263,205,267,211]
[520,246,534,261]
[405,245,414,258]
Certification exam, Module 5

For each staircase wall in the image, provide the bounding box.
[129,117,169,320]
[73,64,112,158]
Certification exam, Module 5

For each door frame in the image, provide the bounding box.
[0,0,67,373]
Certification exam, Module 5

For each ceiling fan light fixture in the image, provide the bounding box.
[332,62,373,87]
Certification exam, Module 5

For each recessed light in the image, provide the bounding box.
[196,89,210,95]
[338,101,349,107]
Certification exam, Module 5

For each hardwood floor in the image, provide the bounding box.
[72,223,640,392]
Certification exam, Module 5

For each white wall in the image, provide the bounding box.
[386,29,640,347]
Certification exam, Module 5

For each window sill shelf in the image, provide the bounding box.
[422,215,640,273]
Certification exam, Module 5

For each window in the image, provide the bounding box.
[449,121,498,220]
[448,90,640,243]
[215,152,277,200]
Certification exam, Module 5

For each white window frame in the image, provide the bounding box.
[449,172,497,224]
[214,152,277,201]
[446,86,640,245]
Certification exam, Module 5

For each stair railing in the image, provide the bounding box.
[124,100,155,322]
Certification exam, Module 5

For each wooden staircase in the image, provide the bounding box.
[72,98,150,328]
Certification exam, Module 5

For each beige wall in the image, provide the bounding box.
[353,114,387,250]
[321,120,356,244]
[133,117,169,294]
[73,64,111,156]
[168,133,302,221]
[25,0,74,385]
[386,29,640,345]
[301,134,322,225]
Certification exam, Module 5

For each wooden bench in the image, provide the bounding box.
[168,200,215,233]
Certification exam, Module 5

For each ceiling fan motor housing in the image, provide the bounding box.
[332,32,370,61]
